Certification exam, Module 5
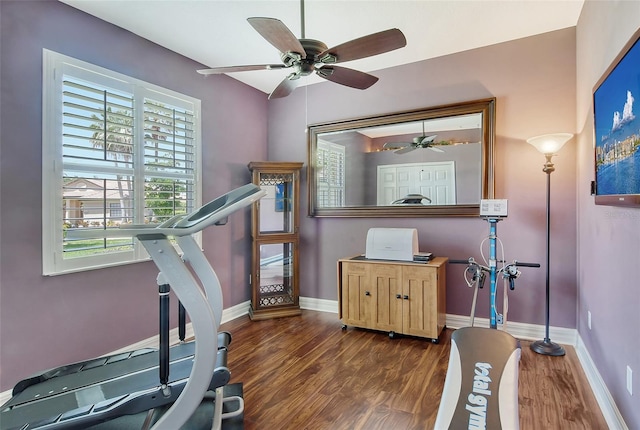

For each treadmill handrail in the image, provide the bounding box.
[67,183,266,239]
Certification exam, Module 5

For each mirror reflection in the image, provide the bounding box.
[308,98,495,217]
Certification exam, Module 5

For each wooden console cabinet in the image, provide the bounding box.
[337,256,448,343]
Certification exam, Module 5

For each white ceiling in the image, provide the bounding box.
[60,0,584,96]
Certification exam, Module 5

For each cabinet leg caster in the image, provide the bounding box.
[341,324,347,331]
[389,331,396,339]
[431,338,439,344]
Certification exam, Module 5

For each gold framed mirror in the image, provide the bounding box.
[307,98,496,217]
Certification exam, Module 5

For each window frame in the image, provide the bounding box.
[42,49,202,276]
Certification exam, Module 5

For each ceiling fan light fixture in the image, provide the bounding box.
[316,67,334,78]
[281,51,303,66]
[317,53,338,63]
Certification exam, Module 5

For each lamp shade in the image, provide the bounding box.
[527,133,573,154]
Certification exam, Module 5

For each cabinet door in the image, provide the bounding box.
[254,241,297,310]
[341,262,371,327]
[369,264,403,333]
[402,266,438,338]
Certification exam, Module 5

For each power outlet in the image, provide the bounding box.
[588,311,592,330]
[627,366,633,396]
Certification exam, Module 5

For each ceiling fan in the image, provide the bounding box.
[197,1,406,99]
[382,122,445,154]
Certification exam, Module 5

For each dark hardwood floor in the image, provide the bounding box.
[219,310,608,430]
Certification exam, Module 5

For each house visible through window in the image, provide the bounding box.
[42,50,202,275]
[109,202,122,219]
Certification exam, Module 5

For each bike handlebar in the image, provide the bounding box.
[448,259,540,268]
[449,259,472,265]
[513,261,541,268]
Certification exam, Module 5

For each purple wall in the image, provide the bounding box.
[2,3,635,427]
[267,28,578,331]
[0,1,268,391]
[576,2,640,428]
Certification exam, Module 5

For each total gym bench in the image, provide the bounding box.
[434,200,539,430]
[1,184,266,430]
[434,327,521,430]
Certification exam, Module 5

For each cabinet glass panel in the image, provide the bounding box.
[258,172,294,234]
[258,242,295,308]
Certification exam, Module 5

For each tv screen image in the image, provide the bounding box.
[593,29,640,207]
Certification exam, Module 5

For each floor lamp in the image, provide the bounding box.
[527,132,573,357]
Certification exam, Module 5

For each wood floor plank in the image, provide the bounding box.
[218,310,608,429]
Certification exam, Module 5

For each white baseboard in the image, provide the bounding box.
[106,298,327,357]
[575,335,629,430]
[1,299,626,430]
[445,314,578,346]
[300,296,339,314]
[221,300,251,323]
[107,300,252,354]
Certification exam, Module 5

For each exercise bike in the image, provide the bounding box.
[447,199,539,328]
[450,217,540,329]
[435,200,540,430]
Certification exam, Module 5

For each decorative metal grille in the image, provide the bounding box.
[259,173,293,186]
[259,284,285,294]
[258,283,294,307]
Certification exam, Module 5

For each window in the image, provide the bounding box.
[316,140,345,207]
[42,50,201,275]
[109,203,122,219]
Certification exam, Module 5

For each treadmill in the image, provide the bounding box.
[0,184,266,430]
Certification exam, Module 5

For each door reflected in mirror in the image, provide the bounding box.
[308,98,495,217]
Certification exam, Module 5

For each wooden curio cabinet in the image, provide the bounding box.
[248,162,303,320]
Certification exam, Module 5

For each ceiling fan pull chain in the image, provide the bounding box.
[300,0,305,39]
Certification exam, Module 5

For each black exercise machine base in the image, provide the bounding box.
[0,336,232,430]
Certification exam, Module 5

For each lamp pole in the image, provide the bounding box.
[530,154,565,356]
[526,133,572,357]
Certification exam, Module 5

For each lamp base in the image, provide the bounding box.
[530,339,566,356]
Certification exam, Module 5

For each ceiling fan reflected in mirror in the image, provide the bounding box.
[197,1,406,99]
[383,122,446,154]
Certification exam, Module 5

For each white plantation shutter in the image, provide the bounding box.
[143,99,196,224]
[62,79,134,170]
[316,140,345,207]
[43,50,201,275]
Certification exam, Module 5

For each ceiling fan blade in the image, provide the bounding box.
[383,142,411,149]
[316,66,378,89]
[394,146,416,155]
[197,64,288,75]
[248,17,306,56]
[316,28,406,64]
[429,146,445,153]
[269,75,299,99]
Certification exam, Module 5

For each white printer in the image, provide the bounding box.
[365,228,418,262]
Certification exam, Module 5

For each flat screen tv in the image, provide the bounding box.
[593,28,640,207]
